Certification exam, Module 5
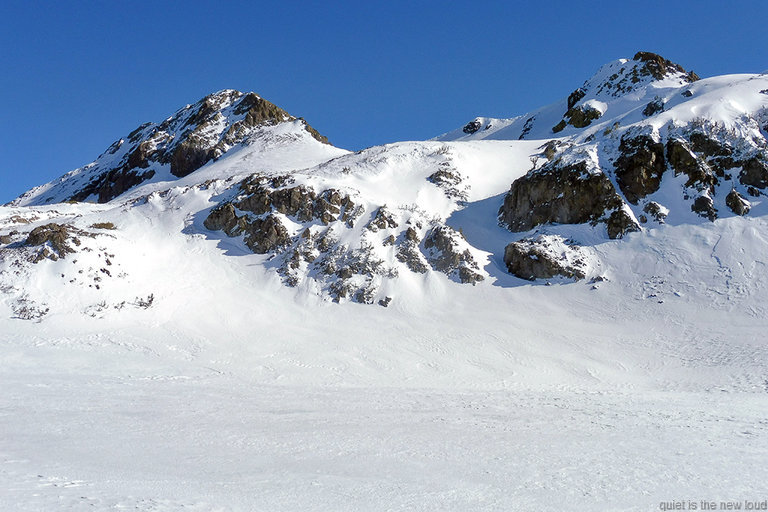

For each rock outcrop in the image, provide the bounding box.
[503,235,590,281]
[499,160,637,238]
[614,134,666,204]
[12,90,331,205]
[423,226,484,284]
[25,223,83,262]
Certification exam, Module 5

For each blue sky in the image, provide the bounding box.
[1,1,767,203]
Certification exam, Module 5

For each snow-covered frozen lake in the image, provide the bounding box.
[2,359,767,511]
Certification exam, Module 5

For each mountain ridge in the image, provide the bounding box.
[2,51,768,312]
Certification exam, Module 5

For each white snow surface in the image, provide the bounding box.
[3,59,768,510]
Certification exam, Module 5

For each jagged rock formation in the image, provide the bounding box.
[11,90,331,206]
[203,168,486,303]
[614,134,666,204]
[498,160,639,239]
[422,226,484,284]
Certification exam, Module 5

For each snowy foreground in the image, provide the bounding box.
[2,366,767,511]
[2,253,768,511]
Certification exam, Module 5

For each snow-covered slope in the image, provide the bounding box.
[2,53,768,510]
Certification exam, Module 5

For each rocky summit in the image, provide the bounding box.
[11,89,330,206]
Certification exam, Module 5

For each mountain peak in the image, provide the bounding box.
[11,89,332,206]
[579,51,698,101]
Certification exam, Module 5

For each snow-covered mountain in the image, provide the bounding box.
[6,51,768,310]
[11,89,341,206]
[3,53,768,510]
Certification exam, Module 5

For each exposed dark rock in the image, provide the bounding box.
[726,189,751,216]
[204,202,248,236]
[367,207,398,231]
[423,226,483,284]
[689,132,732,157]
[428,163,466,200]
[643,201,667,223]
[642,97,665,117]
[462,120,482,134]
[518,116,535,139]
[614,135,666,204]
[236,180,273,215]
[567,88,586,110]
[243,215,290,254]
[552,120,567,133]
[405,227,420,243]
[378,297,392,307]
[69,168,156,203]
[168,135,214,178]
[234,176,355,226]
[564,104,602,129]
[632,52,697,82]
[36,90,333,205]
[299,119,330,145]
[681,89,693,98]
[24,223,87,261]
[503,236,588,281]
[499,161,625,234]
[128,122,153,143]
[594,52,696,98]
[666,138,716,190]
[126,141,155,169]
[270,185,317,221]
[90,222,116,230]
[691,195,717,221]
[396,242,428,274]
[606,210,640,239]
[738,157,768,189]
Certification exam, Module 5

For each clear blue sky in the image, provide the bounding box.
[1,1,767,203]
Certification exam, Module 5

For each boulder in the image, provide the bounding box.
[691,195,717,221]
[503,235,589,281]
[738,157,768,189]
[204,203,248,236]
[606,210,640,239]
[725,189,751,216]
[642,97,665,117]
